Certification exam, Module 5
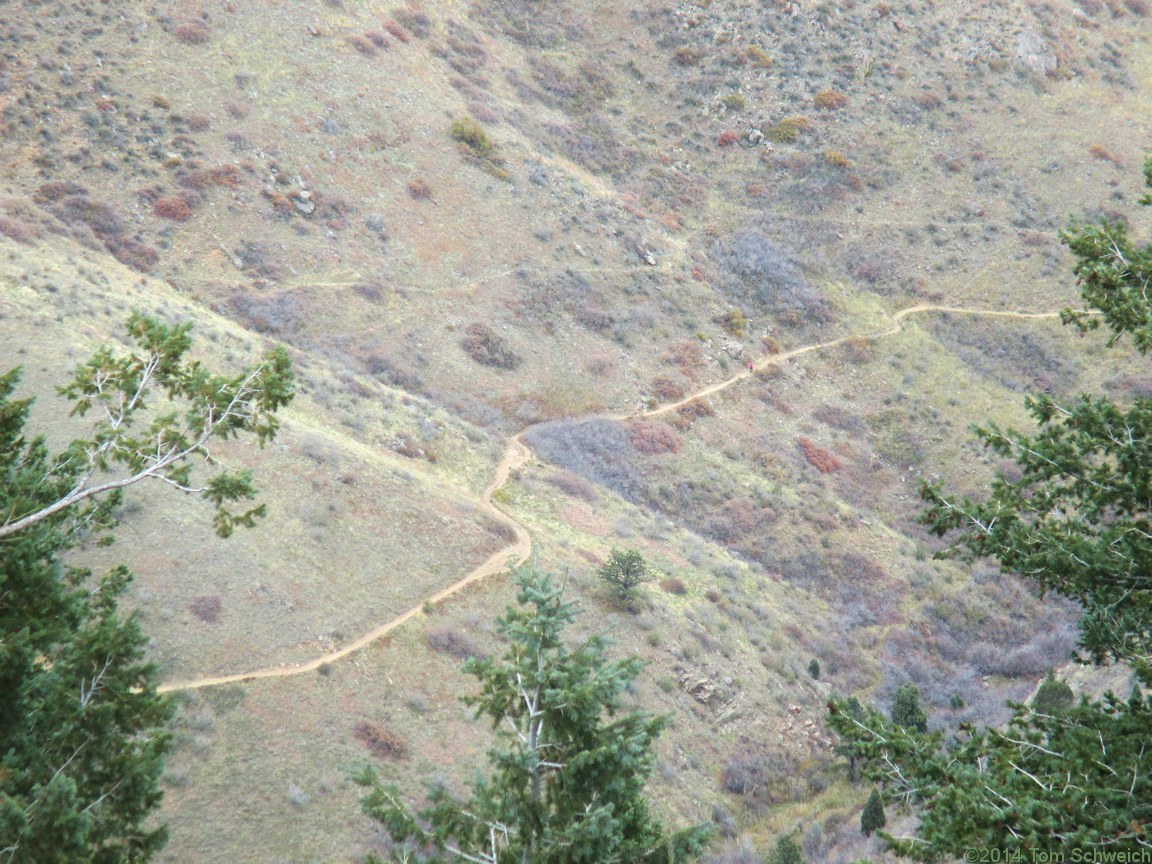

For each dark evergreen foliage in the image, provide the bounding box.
[828,158,1152,860]
[0,316,293,862]
[355,566,712,864]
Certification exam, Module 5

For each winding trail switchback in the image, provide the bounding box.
[161,303,1072,693]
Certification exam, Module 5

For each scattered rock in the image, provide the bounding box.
[292,190,314,215]
[1015,28,1057,76]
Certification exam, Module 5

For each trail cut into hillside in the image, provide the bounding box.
[162,303,1073,693]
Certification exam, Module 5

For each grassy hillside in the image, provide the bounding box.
[1,0,1150,861]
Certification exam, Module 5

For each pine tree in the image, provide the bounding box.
[890,684,927,733]
[769,834,805,864]
[597,548,653,600]
[860,789,886,838]
[827,157,1152,859]
[355,566,713,864]
[0,316,293,862]
[1031,671,1074,715]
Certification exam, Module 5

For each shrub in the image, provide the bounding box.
[107,238,160,273]
[891,683,928,732]
[712,224,827,321]
[426,627,484,661]
[770,834,804,864]
[822,149,853,169]
[598,549,652,599]
[746,45,773,68]
[650,376,686,402]
[660,577,687,595]
[153,196,193,221]
[523,419,642,501]
[207,165,242,187]
[813,89,848,110]
[808,658,820,680]
[1032,671,1074,714]
[663,340,704,372]
[673,46,703,66]
[188,595,222,623]
[173,22,211,45]
[798,436,843,473]
[393,9,431,38]
[861,789,886,837]
[678,399,715,420]
[717,308,747,337]
[765,117,810,143]
[450,116,492,156]
[353,721,406,760]
[406,177,431,199]
[544,470,599,502]
[812,403,864,433]
[717,130,740,147]
[383,20,410,42]
[460,323,522,370]
[0,216,33,244]
[33,181,88,204]
[346,34,379,55]
[628,421,682,455]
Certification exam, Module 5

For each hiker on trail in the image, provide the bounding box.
[748,361,754,373]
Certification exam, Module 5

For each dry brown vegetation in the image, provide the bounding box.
[1,0,1148,859]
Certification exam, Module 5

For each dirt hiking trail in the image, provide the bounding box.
[160,303,1070,693]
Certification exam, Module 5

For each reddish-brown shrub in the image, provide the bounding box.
[187,114,211,132]
[153,196,193,221]
[173,22,211,45]
[383,19,410,41]
[585,353,615,376]
[353,721,406,760]
[577,306,613,332]
[188,595,222,623]
[660,577,687,595]
[0,217,33,244]
[208,165,242,187]
[33,181,87,204]
[545,470,599,502]
[677,398,715,421]
[673,46,703,66]
[395,433,436,462]
[346,34,378,55]
[365,31,388,48]
[813,89,848,110]
[650,376,686,402]
[393,9,431,38]
[798,436,843,473]
[663,341,704,371]
[717,130,740,147]
[461,323,522,370]
[406,177,431,199]
[628,420,682,455]
[1088,144,1121,164]
[107,237,159,273]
